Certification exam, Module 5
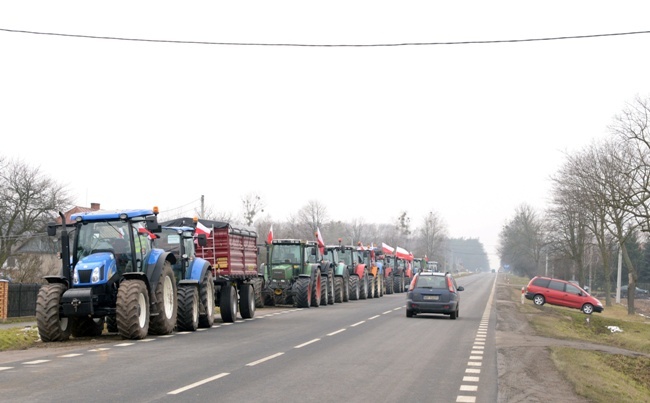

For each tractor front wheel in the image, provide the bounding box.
[36,283,71,342]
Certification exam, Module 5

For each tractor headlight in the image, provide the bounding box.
[92,267,100,283]
[73,269,79,284]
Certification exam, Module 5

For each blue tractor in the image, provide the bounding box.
[36,208,178,341]
[154,224,215,331]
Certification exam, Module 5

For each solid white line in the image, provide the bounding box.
[246,352,284,366]
[327,329,346,336]
[295,338,320,348]
[350,321,365,327]
[168,372,229,395]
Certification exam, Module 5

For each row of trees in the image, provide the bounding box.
[498,95,650,315]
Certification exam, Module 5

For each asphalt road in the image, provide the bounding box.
[0,273,498,403]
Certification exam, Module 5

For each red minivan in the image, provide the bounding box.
[525,276,603,314]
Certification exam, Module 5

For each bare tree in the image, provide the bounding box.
[241,193,265,226]
[296,200,329,240]
[0,157,71,271]
[497,203,546,277]
[417,210,448,264]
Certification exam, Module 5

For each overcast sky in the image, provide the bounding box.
[2,1,650,269]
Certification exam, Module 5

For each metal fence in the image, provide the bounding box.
[8,283,41,318]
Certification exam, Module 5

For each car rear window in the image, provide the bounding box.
[416,276,446,288]
[532,278,550,287]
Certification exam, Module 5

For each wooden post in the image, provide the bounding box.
[0,280,8,320]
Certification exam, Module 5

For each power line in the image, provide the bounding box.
[1,27,650,47]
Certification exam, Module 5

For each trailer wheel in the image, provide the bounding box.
[239,283,255,319]
[117,279,150,340]
[177,286,199,331]
[71,317,105,338]
[295,277,312,308]
[149,261,178,335]
[220,284,238,322]
[198,270,215,328]
[334,277,344,303]
[349,275,359,301]
[36,283,72,342]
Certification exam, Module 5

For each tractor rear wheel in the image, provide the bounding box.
[318,273,327,306]
[177,286,199,331]
[367,275,375,299]
[198,270,215,328]
[311,270,322,307]
[239,283,255,319]
[343,275,350,302]
[385,274,394,294]
[252,276,265,308]
[295,277,312,308]
[116,280,150,340]
[220,284,238,322]
[359,274,368,300]
[149,262,178,335]
[349,276,359,301]
[334,277,344,303]
[36,283,71,342]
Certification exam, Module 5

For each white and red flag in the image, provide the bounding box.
[316,227,325,255]
[382,242,394,255]
[266,225,274,244]
[195,220,212,236]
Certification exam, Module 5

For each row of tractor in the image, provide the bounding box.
[35,207,421,342]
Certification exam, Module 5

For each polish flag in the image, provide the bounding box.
[266,225,274,244]
[138,227,157,240]
[382,242,394,255]
[316,227,325,255]
[195,221,211,236]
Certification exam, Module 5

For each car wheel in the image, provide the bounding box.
[582,303,594,314]
[533,294,545,306]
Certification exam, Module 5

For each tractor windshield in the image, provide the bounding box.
[338,249,354,265]
[271,244,301,264]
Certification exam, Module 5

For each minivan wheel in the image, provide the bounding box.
[582,303,594,314]
[533,295,545,306]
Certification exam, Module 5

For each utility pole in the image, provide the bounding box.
[616,247,622,304]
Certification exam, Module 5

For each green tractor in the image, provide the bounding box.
[259,239,323,308]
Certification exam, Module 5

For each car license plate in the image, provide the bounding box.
[424,295,439,301]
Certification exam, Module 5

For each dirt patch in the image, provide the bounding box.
[495,280,650,402]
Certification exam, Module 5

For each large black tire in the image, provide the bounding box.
[220,283,238,322]
[334,277,344,303]
[295,277,312,308]
[385,274,394,294]
[116,279,150,340]
[198,270,215,328]
[377,276,384,297]
[327,273,335,305]
[71,317,105,338]
[343,275,350,302]
[252,276,265,308]
[311,270,322,307]
[177,286,199,331]
[367,275,375,299]
[239,283,255,319]
[36,283,72,342]
[349,276,359,301]
[318,273,328,307]
[149,262,178,335]
[264,291,276,307]
[359,274,368,300]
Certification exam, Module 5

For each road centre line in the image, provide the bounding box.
[368,315,379,320]
[0,367,13,371]
[295,338,320,348]
[167,372,230,395]
[246,352,284,366]
[327,329,346,336]
[350,321,365,327]
[382,310,392,314]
